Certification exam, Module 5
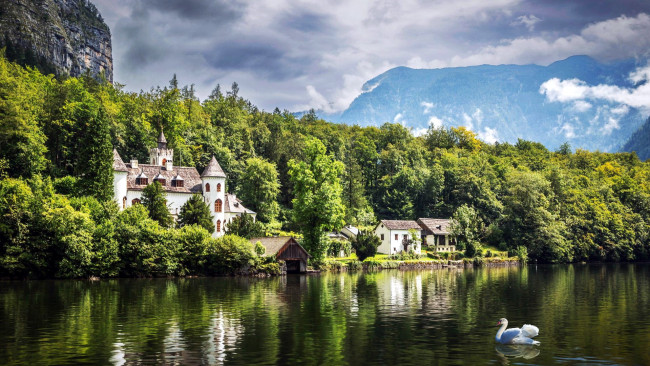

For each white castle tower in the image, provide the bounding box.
[201,156,227,237]
[112,149,129,210]
[150,130,174,169]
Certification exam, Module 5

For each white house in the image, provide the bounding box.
[112,130,255,237]
[417,218,456,252]
[374,220,422,255]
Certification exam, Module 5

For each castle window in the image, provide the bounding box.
[394,234,398,240]
[216,220,221,232]
[205,183,210,192]
[171,175,184,188]
[162,158,167,166]
[153,173,165,186]
[215,199,222,212]
[217,183,221,192]
[135,177,148,185]
[381,234,384,240]
[132,198,141,205]
[122,197,127,209]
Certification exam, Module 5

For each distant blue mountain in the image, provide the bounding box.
[317,56,648,152]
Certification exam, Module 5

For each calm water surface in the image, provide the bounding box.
[1,264,649,365]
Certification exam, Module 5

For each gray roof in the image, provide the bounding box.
[379,220,422,231]
[249,237,295,256]
[417,218,452,235]
[158,130,167,144]
[201,156,227,178]
[113,149,129,172]
[125,163,202,193]
[224,193,255,214]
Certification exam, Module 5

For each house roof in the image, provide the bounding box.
[224,193,255,214]
[125,163,202,194]
[249,237,309,258]
[417,218,452,235]
[201,156,227,178]
[379,220,422,231]
[113,149,129,172]
[158,130,167,144]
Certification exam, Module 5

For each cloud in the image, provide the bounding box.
[421,101,434,114]
[540,64,650,111]
[602,117,620,135]
[478,127,499,143]
[511,14,541,31]
[572,100,592,112]
[557,122,576,138]
[394,113,405,124]
[428,116,444,129]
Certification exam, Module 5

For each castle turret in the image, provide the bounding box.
[201,156,227,237]
[113,149,129,210]
[150,130,174,168]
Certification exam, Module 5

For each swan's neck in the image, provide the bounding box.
[496,320,508,341]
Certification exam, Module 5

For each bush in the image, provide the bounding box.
[203,235,256,275]
[347,260,362,271]
[351,230,381,261]
[53,176,79,196]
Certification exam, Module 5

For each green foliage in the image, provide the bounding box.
[177,194,214,233]
[237,157,280,222]
[225,214,265,239]
[141,181,174,228]
[203,235,256,275]
[289,137,346,262]
[351,230,382,262]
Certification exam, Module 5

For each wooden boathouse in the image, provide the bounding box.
[249,237,310,273]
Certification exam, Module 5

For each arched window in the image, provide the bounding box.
[132,198,141,205]
[205,183,210,192]
[214,199,222,212]
[217,183,221,192]
[162,158,167,166]
[122,197,127,209]
[216,220,221,232]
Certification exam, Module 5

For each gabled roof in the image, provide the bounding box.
[113,149,129,172]
[417,218,452,235]
[249,236,310,258]
[224,193,255,214]
[201,156,226,178]
[379,220,422,231]
[125,163,202,193]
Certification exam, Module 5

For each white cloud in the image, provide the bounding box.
[412,127,428,137]
[540,64,650,111]
[478,127,499,143]
[511,14,541,31]
[611,105,630,115]
[462,113,474,130]
[572,100,592,112]
[421,101,434,114]
[394,113,405,124]
[472,108,483,125]
[557,122,576,139]
[428,116,444,129]
[304,85,334,113]
[602,117,621,135]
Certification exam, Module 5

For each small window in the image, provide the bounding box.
[381,234,384,240]
[214,199,222,212]
[216,220,221,232]
[171,179,184,188]
[394,234,398,240]
[217,183,221,192]
[132,198,141,205]
[122,197,127,209]
[162,158,167,166]
[205,183,210,192]
[135,177,148,185]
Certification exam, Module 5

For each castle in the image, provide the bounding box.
[112,131,255,236]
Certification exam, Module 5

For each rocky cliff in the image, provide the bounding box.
[0,0,112,82]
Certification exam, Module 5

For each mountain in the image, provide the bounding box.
[318,56,647,152]
[0,0,112,81]
[621,117,650,160]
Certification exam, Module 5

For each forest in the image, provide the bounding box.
[1,53,649,278]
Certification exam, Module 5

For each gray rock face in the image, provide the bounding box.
[0,0,112,82]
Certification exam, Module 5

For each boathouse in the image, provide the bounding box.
[249,237,310,273]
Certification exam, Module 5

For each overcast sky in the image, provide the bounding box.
[93,0,650,113]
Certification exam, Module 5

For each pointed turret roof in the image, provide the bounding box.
[157,130,168,149]
[113,149,129,172]
[201,156,226,178]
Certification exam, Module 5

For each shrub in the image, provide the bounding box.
[203,235,256,275]
[347,260,362,271]
[351,230,381,261]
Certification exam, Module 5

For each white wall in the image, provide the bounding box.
[374,225,422,255]
[113,171,128,210]
[201,176,226,237]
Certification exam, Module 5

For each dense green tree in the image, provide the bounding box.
[177,194,214,233]
[289,138,346,262]
[237,157,280,222]
[225,214,265,239]
[351,230,381,261]
[141,182,174,228]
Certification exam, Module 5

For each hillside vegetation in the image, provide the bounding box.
[1,55,650,278]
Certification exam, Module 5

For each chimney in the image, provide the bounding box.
[130,159,138,169]
[165,160,173,170]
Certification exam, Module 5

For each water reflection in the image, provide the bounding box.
[0,264,649,365]
[495,344,540,363]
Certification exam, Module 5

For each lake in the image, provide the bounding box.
[1,264,649,365]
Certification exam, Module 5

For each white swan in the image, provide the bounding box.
[495,318,540,345]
